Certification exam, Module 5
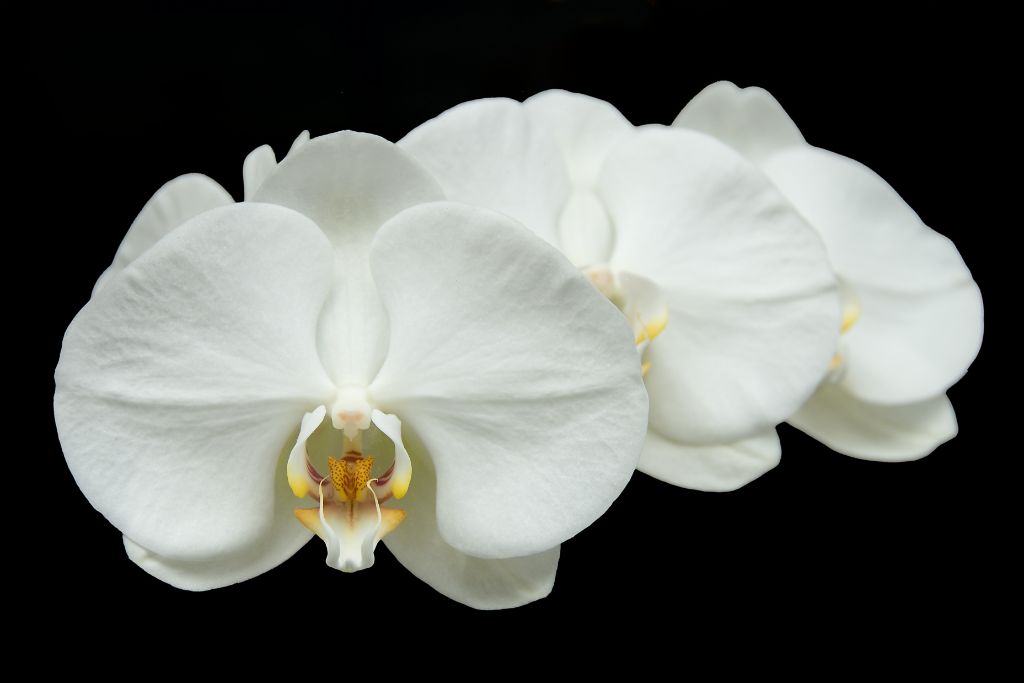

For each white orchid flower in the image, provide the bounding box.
[55,131,648,609]
[400,90,840,492]
[674,82,984,461]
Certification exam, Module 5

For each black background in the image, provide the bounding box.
[35,1,1003,648]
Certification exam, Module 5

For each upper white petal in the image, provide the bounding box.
[95,173,233,294]
[55,203,336,561]
[761,146,984,404]
[254,131,445,386]
[672,81,805,162]
[789,384,957,462]
[638,428,781,492]
[399,98,571,248]
[603,126,839,443]
[243,145,277,201]
[368,202,647,559]
[523,89,634,188]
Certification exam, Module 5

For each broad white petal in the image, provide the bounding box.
[254,131,444,386]
[399,98,571,248]
[243,144,277,200]
[673,81,805,162]
[789,383,957,462]
[368,202,647,559]
[288,129,310,157]
[384,436,558,610]
[524,89,634,188]
[603,127,839,443]
[55,203,336,562]
[557,189,615,267]
[123,452,312,590]
[638,428,781,492]
[762,146,984,404]
[96,173,233,294]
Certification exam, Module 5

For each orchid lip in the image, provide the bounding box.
[584,265,668,373]
[287,400,411,572]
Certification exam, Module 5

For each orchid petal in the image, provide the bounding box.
[638,428,781,492]
[603,127,839,443]
[368,202,647,559]
[122,452,312,590]
[789,384,957,462]
[254,131,444,387]
[243,144,277,201]
[672,81,805,162]
[94,173,232,294]
[523,89,634,188]
[384,437,558,609]
[761,146,984,404]
[55,203,336,561]
[399,98,571,248]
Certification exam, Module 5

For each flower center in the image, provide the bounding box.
[285,392,412,572]
[584,265,668,375]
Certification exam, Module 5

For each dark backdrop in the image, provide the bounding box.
[36,1,1001,648]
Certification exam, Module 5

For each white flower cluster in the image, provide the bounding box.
[54,83,982,609]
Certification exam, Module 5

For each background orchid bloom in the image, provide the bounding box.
[91,131,310,296]
[54,131,648,609]
[399,90,840,492]
[674,82,984,461]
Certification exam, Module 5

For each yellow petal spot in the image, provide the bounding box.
[329,455,374,502]
[641,360,651,376]
[390,470,411,500]
[841,301,860,334]
[829,353,843,371]
[635,311,669,345]
[378,508,407,539]
[287,469,309,499]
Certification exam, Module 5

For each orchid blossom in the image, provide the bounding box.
[674,82,983,461]
[55,131,648,609]
[399,90,841,492]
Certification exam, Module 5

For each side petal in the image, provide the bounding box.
[122,451,313,590]
[638,428,781,492]
[368,202,647,559]
[672,81,805,162]
[242,144,277,201]
[399,98,571,248]
[55,203,336,562]
[789,383,958,462]
[254,131,444,386]
[242,130,312,201]
[603,126,839,443]
[96,173,233,294]
[384,438,558,610]
[523,89,634,188]
[761,146,984,404]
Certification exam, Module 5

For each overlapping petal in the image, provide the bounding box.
[55,203,336,562]
[761,147,984,404]
[602,127,840,443]
[94,173,233,294]
[672,81,805,162]
[638,429,781,492]
[789,384,957,461]
[384,431,559,610]
[254,132,445,386]
[369,202,647,559]
[399,98,571,248]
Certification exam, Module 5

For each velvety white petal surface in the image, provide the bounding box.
[254,131,444,386]
[556,189,615,267]
[122,450,312,590]
[523,89,634,187]
[761,147,984,404]
[789,383,957,461]
[243,144,277,201]
[673,81,805,162]
[399,98,571,248]
[55,203,336,561]
[384,433,558,610]
[603,127,839,443]
[369,202,647,559]
[96,173,233,293]
[638,428,781,492]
